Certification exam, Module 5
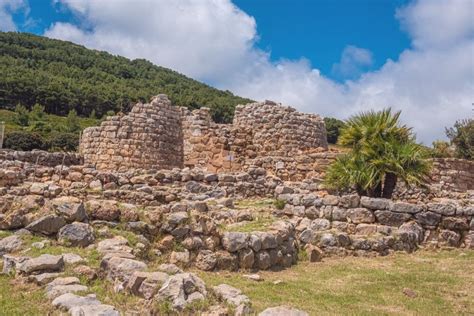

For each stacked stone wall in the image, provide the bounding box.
[0,149,82,166]
[80,95,183,171]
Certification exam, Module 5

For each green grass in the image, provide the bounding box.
[221,198,278,233]
[0,274,56,315]
[197,250,474,315]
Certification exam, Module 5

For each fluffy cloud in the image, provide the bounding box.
[0,0,28,31]
[45,0,473,144]
[331,45,373,80]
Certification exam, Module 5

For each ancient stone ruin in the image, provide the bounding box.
[1,94,473,315]
[80,95,329,177]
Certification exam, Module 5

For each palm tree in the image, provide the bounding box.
[324,108,431,198]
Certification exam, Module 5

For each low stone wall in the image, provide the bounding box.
[276,188,473,257]
[0,149,82,167]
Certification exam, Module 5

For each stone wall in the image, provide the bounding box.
[430,158,474,192]
[80,95,183,171]
[0,149,82,166]
[276,189,474,256]
[181,100,329,176]
[81,96,329,176]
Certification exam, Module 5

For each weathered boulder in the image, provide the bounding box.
[213,284,250,309]
[0,235,22,256]
[440,217,469,231]
[222,232,248,252]
[360,197,390,210]
[52,293,101,310]
[126,271,169,299]
[195,250,217,271]
[390,202,422,214]
[426,202,456,216]
[414,211,442,227]
[52,198,87,223]
[58,222,95,247]
[259,306,309,316]
[26,215,66,235]
[155,273,207,311]
[18,254,64,274]
[69,304,119,316]
[45,277,87,299]
[347,208,374,224]
[374,211,412,227]
[100,256,147,282]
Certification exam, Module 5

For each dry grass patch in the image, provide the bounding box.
[197,250,474,315]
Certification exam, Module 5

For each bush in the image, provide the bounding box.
[4,132,45,151]
[324,108,431,198]
[273,199,286,210]
[324,117,345,144]
[13,104,29,126]
[49,133,79,152]
[446,119,473,160]
[430,140,454,158]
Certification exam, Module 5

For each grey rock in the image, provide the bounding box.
[62,253,85,265]
[440,217,469,231]
[157,263,183,275]
[360,197,390,210]
[28,272,61,285]
[347,208,375,224]
[319,233,338,247]
[414,211,441,226]
[299,229,314,244]
[69,304,119,316]
[259,306,309,316]
[100,256,147,282]
[155,272,207,310]
[58,222,95,247]
[390,202,422,214]
[46,284,88,299]
[18,254,64,274]
[26,215,66,235]
[438,230,461,247]
[426,202,456,216]
[399,222,424,244]
[0,235,22,256]
[213,283,250,307]
[2,254,29,274]
[249,234,262,252]
[52,293,101,310]
[256,251,271,270]
[54,201,87,223]
[322,195,339,206]
[195,250,217,271]
[238,248,255,269]
[222,232,248,252]
[374,210,411,227]
[310,218,331,231]
[339,194,360,208]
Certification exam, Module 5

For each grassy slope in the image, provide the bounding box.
[198,250,474,315]
[0,109,99,135]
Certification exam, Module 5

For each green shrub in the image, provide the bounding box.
[324,117,345,144]
[273,199,286,210]
[4,132,45,151]
[49,133,79,151]
[446,119,473,160]
[13,104,29,126]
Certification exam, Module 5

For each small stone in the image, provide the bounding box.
[403,288,417,298]
[243,274,263,281]
[259,306,309,316]
[58,222,95,247]
[18,254,64,274]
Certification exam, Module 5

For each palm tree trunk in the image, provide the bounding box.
[382,172,397,198]
[368,181,382,197]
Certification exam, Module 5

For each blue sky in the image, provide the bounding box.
[1,0,473,143]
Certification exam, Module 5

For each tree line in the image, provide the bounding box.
[0,32,253,123]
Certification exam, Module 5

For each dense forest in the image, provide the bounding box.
[0,32,253,123]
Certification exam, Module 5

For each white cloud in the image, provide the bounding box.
[44,0,474,144]
[0,0,28,31]
[331,45,373,79]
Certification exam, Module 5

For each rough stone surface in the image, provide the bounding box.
[58,222,95,247]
